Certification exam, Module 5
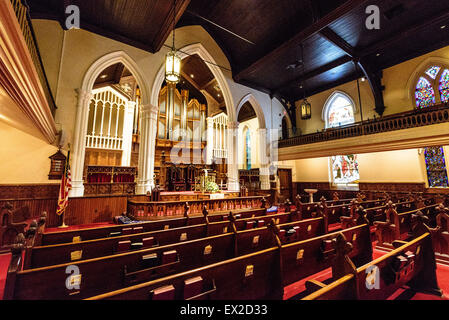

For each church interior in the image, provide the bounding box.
[2,0,449,304]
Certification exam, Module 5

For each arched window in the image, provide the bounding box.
[424,146,449,188]
[415,77,436,108]
[439,69,449,103]
[414,65,449,188]
[245,128,251,170]
[323,92,359,185]
[323,92,356,129]
[414,65,449,108]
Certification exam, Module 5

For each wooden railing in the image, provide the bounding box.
[128,195,267,219]
[10,0,57,116]
[279,104,449,148]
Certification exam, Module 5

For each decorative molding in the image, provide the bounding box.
[0,1,57,143]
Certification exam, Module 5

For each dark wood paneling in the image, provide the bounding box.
[0,184,141,228]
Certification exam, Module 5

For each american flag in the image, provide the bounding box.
[57,149,72,216]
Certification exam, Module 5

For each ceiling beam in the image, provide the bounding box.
[274,55,353,94]
[113,64,125,84]
[234,0,369,82]
[200,78,216,91]
[276,7,449,102]
[319,27,356,58]
[153,0,191,52]
[181,71,220,105]
[359,9,449,58]
[356,59,385,116]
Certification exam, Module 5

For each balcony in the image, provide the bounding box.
[280,104,449,148]
[10,0,56,116]
[278,103,449,161]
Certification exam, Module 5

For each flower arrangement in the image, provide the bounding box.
[205,181,220,193]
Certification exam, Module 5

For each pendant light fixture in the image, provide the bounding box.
[299,44,312,120]
[165,0,181,84]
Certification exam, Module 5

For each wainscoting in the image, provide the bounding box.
[0,184,147,228]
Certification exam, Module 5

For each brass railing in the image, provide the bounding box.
[10,0,57,116]
[279,103,449,148]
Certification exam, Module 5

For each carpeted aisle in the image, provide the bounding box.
[0,252,11,300]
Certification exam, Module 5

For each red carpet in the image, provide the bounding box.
[0,253,11,300]
[44,222,114,233]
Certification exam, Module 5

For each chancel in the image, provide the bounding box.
[2,0,449,304]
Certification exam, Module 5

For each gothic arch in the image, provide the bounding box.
[70,51,149,197]
[406,57,449,102]
[151,42,236,123]
[322,91,357,128]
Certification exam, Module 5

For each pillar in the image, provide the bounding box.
[206,117,214,165]
[227,121,240,191]
[136,103,159,194]
[121,101,136,166]
[69,89,93,197]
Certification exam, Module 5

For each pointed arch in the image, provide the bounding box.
[322,91,357,129]
[70,51,149,197]
[151,42,236,123]
[236,94,267,130]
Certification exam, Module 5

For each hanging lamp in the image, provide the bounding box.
[165,0,181,84]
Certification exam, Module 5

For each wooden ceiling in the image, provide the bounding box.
[28,0,449,115]
[27,0,191,52]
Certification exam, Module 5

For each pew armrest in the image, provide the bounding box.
[305,280,327,293]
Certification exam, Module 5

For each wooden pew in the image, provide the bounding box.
[374,203,441,249]
[3,215,327,300]
[128,195,266,219]
[341,199,417,231]
[24,209,301,269]
[84,222,372,300]
[41,205,268,246]
[427,206,449,265]
[302,219,442,300]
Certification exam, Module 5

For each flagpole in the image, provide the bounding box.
[58,144,71,229]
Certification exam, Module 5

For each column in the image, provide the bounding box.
[206,117,214,164]
[70,89,93,197]
[121,101,136,167]
[227,121,240,191]
[136,104,159,194]
[258,128,271,190]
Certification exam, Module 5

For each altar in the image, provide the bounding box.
[159,191,238,202]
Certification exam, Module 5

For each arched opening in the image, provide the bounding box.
[150,43,239,192]
[238,101,261,191]
[70,51,149,197]
[82,63,140,195]
[154,54,229,191]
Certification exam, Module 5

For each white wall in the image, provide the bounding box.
[294,148,430,185]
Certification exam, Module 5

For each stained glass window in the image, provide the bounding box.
[246,129,251,170]
[415,77,436,108]
[425,66,441,79]
[439,69,449,103]
[325,93,355,128]
[331,155,360,184]
[424,146,449,188]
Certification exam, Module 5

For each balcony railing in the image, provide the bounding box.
[10,0,57,116]
[279,103,449,148]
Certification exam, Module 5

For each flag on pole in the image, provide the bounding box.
[57,148,72,216]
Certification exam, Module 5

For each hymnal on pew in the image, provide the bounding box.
[152,285,175,300]
[142,253,158,268]
[184,276,204,299]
